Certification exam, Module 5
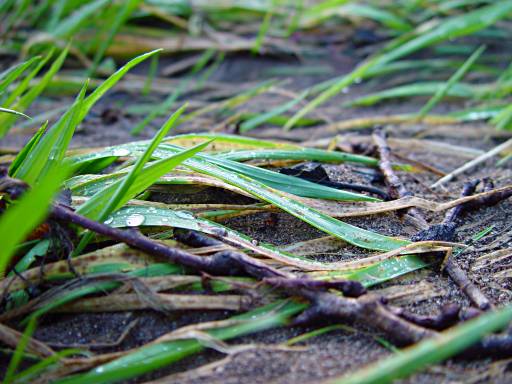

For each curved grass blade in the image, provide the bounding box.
[417,45,486,118]
[76,141,212,220]
[344,82,475,108]
[69,142,405,250]
[69,142,378,202]
[0,107,30,118]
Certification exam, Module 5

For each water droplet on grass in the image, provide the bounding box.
[112,148,131,156]
[104,216,114,225]
[126,213,145,226]
[175,211,194,219]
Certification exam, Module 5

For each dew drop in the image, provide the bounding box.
[104,216,114,225]
[175,211,194,219]
[126,213,145,227]
[112,148,131,157]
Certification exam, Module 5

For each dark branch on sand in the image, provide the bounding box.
[372,128,429,229]
[374,128,493,311]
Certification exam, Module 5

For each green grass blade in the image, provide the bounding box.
[88,0,142,75]
[333,305,512,384]
[285,1,512,129]
[76,141,212,220]
[417,45,485,118]
[78,49,162,122]
[216,148,378,166]
[73,105,189,254]
[52,0,111,38]
[54,301,306,384]
[0,46,69,136]
[8,122,47,176]
[0,107,30,118]
[0,56,41,95]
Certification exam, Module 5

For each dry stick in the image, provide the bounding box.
[49,204,433,346]
[372,128,429,229]
[374,129,493,311]
[431,137,512,189]
[442,181,492,310]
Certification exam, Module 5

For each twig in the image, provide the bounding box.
[49,205,430,345]
[373,130,494,310]
[431,138,512,188]
[372,128,429,229]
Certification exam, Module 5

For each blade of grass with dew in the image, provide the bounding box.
[285,1,512,129]
[417,45,486,119]
[201,154,379,202]
[0,164,70,277]
[159,149,408,251]
[105,205,426,273]
[216,148,378,166]
[70,143,379,202]
[73,105,189,255]
[103,205,333,269]
[53,300,307,384]
[331,304,512,384]
[76,140,212,220]
[69,141,405,249]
